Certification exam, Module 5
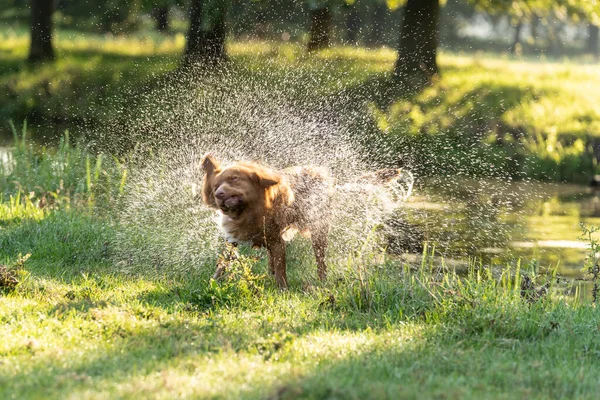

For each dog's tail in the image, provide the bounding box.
[336,168,414,202]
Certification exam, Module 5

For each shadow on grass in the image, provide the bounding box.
[0,212,113,279]
[0,252,434,397]
[4,260,600,398]
[0,46,179,140]
[265,328,600,400]
[1,206,599,397]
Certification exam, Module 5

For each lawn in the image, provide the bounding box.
[2,254,599,399]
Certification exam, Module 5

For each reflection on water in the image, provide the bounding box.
[404,179,599,278]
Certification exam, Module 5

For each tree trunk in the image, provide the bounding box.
[28,0,55,63]
[547,22,564,57]
[307,7,332,51]
[393,0,439,87]
[369,2,387,46]
[530,14,539,40]
[154,7,169,32]
[586,24,599,57]
[510,20,522,55]
[183,0,227,65]
[345,5,360,45]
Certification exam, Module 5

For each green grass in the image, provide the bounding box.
[2,30,600,181]
[1,216,599,398]
[0,29,182,138]
[0,122,127,211]
[0,134,599,399]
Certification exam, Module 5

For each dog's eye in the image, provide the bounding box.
[229,177,239,183]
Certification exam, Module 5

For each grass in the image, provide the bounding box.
[0,28,182,139]
[0,132,599,398]
[1,215,599,398]
[2,29,600,181]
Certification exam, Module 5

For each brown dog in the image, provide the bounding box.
[201,154,410,289]
[202,155,331,289]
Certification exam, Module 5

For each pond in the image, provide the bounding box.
[402,179,598,280]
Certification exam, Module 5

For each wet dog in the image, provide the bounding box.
[201,154,409,289]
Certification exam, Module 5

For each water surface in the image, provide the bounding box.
[404,179,598,278]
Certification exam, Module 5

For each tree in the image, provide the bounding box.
[183,0,229,65]
[510,19,523,54]
[469,1,542,54]
[586,24,599,57]
[307,1,333,51]
[153,6,170,31]
[470,0,600,41]
[393,0,439,86]
[28,0,55,63]
[345,1,361,44]
[368,0,388,46]
[99,0,141,33]
[387,0,600,88]
[141,0,186,32]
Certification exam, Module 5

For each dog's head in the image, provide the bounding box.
[201,154,282,216]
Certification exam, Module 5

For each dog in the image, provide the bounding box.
[201,154,410,289]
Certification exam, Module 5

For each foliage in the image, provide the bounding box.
[579,223,600,303]
[0,30,181,135]
[2,34,600,182]
[0,223,598,397]
[0,89,598,398]
[469,0,600,20]
[366,53,600,182]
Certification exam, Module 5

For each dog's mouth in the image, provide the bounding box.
[217,195,246,213]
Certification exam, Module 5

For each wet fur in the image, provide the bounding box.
[201,154,403,289]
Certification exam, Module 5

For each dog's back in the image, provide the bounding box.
[279,166,333,240]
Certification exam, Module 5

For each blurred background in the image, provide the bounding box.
[2,1,600,180]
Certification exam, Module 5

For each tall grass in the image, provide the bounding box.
[1,121,127,212]
[0,191,45,225]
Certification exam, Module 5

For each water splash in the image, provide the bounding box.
[101,61,567,278]
[108,64,414,275]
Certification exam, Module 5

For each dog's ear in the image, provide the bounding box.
[253,167,280,188]
[202,154,220,176]
[201,154,220,208]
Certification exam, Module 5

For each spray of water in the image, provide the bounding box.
[106,64,414,276]
[95,59,560,279]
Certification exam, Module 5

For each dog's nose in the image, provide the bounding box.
[215,187,226,200]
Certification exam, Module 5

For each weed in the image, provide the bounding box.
[2,121,127,212]
[0,253,30,292]
[579,223,600,303]
[192,248,265,309]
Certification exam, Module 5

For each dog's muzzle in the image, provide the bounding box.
[218,195,245,212]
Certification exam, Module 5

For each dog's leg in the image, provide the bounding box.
[266,237,288,289]
[312,227,328,282]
